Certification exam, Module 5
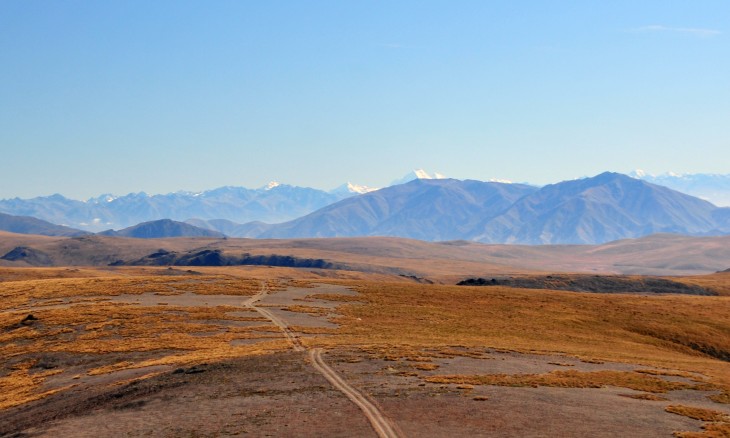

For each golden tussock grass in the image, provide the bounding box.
[678,273,730,297]
[667,405,730,438]
[636,369,706,381]
[666,405,730,422]
[321,281,730,394]
[306,293,366,302]
[424,370,697,393]
[0,361,64,410]
[85,340,290,375]
[709,392,730,404]
[0,275,261,312]
[1,303,279,354]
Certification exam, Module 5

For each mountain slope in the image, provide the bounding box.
[472,172,724,244]
[254,179,538,241]
[0,212,89,237]
[100,219,226,239]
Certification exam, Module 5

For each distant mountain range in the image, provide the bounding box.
[470,172,725,244]
[0,170,443,232]
[1,171,729,244]
[200,172,728,244]
[245,179,537,241]
[0,184,351,232]
[631,170,730,207]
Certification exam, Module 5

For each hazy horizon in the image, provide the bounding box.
[2,169,728,202]
[2,1,728,199]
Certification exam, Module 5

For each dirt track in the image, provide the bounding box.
[246,282,399,438]
[310,348,400,438]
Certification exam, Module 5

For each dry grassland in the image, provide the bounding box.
[311,280,730,396]
[424,370,699,393]
[1,266,729,430]
[0,270,292,410]
[679,272,730,297]
[666,405,730,437]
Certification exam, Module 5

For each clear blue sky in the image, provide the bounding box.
[1,1,728,199]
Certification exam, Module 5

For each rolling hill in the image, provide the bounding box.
[99,219,226,239]
[2,231,729,276]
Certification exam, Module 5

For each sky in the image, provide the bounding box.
[1,1,729,199]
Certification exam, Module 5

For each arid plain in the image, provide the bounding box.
[1,233,729,437]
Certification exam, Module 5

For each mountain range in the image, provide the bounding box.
[202,172,728,244]
[0,184,351,232]
[0,169,445,232]
[246,179,537,241]
[0,171,729,245]
[631,170,730,207]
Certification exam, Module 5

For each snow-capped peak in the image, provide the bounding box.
[413,169,432,179]
[391,169,447,186]
[264,181,281,190]
[85,194,118,204]
[488,178,513,184]
[330,182,379,196]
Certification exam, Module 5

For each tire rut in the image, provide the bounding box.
[244,282,399,438]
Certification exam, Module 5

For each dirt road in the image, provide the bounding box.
[310,348,400,438]
[245,282,399,438]
[244,282,305,352]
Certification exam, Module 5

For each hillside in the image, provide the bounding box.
[99,219,226,239]
[0,212,88,237]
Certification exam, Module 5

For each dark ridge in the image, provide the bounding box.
[117,249,346,270]
[1,246,54,266]
[398,274,434,284]
[237,254,338,269]
[457,274,716,296]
